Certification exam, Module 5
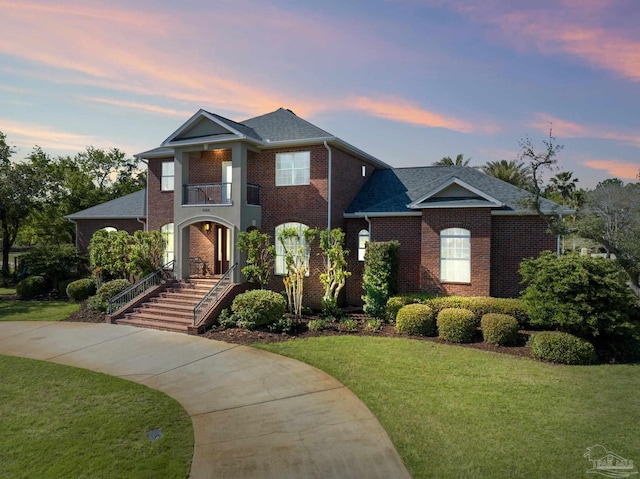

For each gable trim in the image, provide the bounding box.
[407,177,504,209]
[161,110,249,147]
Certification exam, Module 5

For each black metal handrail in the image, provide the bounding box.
[107,260,175,315]
[193,263,237,326]
[183,183,232,205]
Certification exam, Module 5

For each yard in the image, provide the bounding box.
[0,287,80,321]
[257,336,640,478]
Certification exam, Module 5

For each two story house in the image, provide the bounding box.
[68,107,564,311]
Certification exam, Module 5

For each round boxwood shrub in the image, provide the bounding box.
[16,275,48,299]
[88,279,132,312]
[437,308,477,343]
[395,304,436,336]
[529,331,595,365]
[231,289,287,330]
[481,313,520,346]
[66,278,97,302]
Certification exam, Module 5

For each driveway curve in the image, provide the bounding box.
[0,322,410,479]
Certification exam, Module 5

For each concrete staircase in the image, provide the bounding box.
[114,277,220,333]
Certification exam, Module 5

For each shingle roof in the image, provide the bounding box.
[346,166,569,215]
[65,189,146,220]
[241,108,333,142]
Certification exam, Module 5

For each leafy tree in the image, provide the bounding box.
[237,229,275,288]
[89,229,164,283]
[19,243,81,288]
[482,159,533,190]
[520,251,638,340]
[432,154,470,166]
[546,171,579,206]
[277,225,317,319]
[576,181,640,286]
[317,228,351,316]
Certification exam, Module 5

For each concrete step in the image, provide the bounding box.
[124,311,193,325]
[142,301,195,313]
[115,317,189,333]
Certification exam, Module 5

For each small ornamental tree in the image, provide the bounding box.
[519,251,638,339]
[237,229,275,288]
[362,241,400,317]
[318,228,351,316]
[277,225,317,319]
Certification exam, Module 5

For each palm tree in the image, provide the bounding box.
[482,160,533,190]
[432,154,470,167]
[549,171,579,206]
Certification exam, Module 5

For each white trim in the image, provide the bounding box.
[162,110,250,146]
[343,211,422,218]
[407,177,503,209]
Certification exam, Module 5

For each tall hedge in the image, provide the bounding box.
[362,241,399,318]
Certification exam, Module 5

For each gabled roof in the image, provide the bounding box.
[346,166,571,216]
[136,108,391,168]
[65,189,146,220]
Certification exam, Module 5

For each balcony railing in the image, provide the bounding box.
[183,183,261,206]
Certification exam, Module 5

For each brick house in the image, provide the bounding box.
[69,107,565,307]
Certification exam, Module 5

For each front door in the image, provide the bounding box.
[214,225,231,274]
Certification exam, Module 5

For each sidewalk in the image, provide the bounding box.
[0,322,411,479]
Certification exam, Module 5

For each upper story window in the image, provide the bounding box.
[161,223,174,265]
[440,227,470,283]
[358,229,369,261]
[276,152,310,186]
[161,161,174,191]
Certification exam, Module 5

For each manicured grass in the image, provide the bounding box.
[0,355,193,479]
[0,287,16,295]
[0,299,79,321]
[256,336,640,479]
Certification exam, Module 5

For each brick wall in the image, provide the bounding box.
[147,158,174,232]
[189,149,231,184]
[420,209,492,296]
[491,215,556,297]
[75,218,144,254]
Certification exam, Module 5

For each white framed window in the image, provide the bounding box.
[161,223,174,265]
[275,222,311,275]
[276,151,310,186]
[358,229,369,261]
[161,161,174,191]
[440,227,470,283]
[361,165,366,177]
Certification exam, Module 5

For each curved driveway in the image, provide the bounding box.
[0,322,410,479]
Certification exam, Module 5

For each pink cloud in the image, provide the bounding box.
[583,159,639,180]
[530,113,640,148]
[347,96,476,132]
[79,97,195,118]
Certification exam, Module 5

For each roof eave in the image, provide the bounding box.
[344,211,422,218]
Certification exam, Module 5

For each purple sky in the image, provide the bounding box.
[1,0,639,188]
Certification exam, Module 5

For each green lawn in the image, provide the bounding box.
[0,287,16,295]
[257,336,640,479]
[0,354,193,479]
[0,299,79,321]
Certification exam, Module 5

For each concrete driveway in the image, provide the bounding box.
[0,322,411,479]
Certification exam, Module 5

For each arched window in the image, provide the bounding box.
[358,229,369,261]
[101,227,117,234]
[275,222,310,275]
[161,223,174,265]
[440,227,470,283]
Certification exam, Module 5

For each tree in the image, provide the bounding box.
[547,171,579,207]
[317,228,351,317]
[576,181,640,286]
[432,154,470,167]
[482,159,533,190]
[516,130,567,236]
[237,229,275,289]
[362,241,399,318]
[277,225,317,319]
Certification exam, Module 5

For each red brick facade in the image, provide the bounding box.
[147,158,174,232]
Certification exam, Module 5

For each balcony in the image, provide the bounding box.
[183,183,261,206]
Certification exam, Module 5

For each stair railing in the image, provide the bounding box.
[193,263,237,327]
[108,260,175,315]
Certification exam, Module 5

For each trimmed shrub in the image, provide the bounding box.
[66,278,96,302]
[88,279,132,312]
[386,296,409,323]
[231,289,286,330]
[19,243,81,287]
[16,275,47,299]
[362,241,399,317]
[529,331,595,365]
[437,308,477,343]
[396,304,436,336]
[520,251,637,339]
[426,296,528,326]
[481,313,520,346]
